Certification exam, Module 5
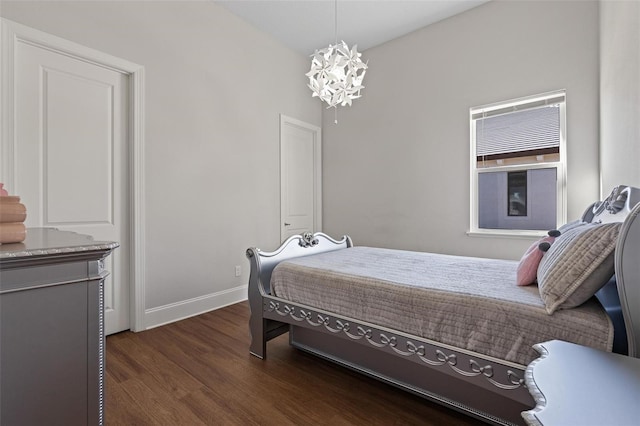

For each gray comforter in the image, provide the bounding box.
[271,246,614,366]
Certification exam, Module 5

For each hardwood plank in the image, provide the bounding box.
[115,376,207,426]
[115,329,205,389]
[105,371,152,425]
[106,302,482,425]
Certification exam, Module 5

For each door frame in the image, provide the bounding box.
[0,18,146,332]
[279,114,322,241]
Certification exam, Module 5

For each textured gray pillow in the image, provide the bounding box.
[537,222,621,314]
[557,219,585,234]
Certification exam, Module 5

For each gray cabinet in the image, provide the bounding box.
[0,228,118,426]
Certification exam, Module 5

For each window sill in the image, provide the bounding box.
[466,229,547,239]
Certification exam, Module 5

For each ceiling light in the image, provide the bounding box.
[306,0,367,114]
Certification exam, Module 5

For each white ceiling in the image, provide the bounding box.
[215,0,490,56]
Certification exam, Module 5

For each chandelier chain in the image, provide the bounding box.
[334,0,338,45]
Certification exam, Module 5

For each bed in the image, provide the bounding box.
[246,185,640,425]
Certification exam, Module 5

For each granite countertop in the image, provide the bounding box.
[0,228,119,259]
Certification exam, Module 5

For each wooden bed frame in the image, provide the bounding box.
[246,187,640,426]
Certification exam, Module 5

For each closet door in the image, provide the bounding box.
[13,30,131,335]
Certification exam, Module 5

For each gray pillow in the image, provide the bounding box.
[537,222,621,314]
[557,219,585,233]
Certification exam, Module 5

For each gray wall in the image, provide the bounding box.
[2,0,622,328]
[322,0,600,260]
[0,1,321,326]
[600,0,640,194]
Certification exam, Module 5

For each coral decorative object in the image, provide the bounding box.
[0,197,27,223]
[0,222,26,244]
[0,187,28,244]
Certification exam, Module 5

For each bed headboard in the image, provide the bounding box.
[614,198,640,358]
[587,185,640,358]
[583,185,640,224]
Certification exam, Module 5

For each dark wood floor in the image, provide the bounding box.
[106,301,482,425]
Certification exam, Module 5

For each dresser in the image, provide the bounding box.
[522,339,640,426]
[0,228,118,426]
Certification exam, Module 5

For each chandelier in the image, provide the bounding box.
[306,0,367,110]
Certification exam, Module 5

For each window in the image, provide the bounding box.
[470,90,566,235]
[507,171,527,216]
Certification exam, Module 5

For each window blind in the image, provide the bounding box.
[475,105,561,158]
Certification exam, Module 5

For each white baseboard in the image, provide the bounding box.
[143,284,247,330]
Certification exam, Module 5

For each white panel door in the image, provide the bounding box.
[15,40,130,335]
[280,115,322,241]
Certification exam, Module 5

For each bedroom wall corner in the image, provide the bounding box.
[322,0,600,260]
[599,0,640,195]
[0,1,322,329]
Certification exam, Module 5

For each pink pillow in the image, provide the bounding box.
[516,231,560,286]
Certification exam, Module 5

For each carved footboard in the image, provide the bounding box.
[268,297,533,424]
[246,232,352,359]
